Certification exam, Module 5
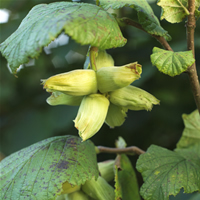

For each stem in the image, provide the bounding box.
[120,18,173,51]
[96,146,145,155]
[187,0,200,114]
[89,46,98,71]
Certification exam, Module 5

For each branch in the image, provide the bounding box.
[120,18,173,51]
[187,0,200,114]
[96,146,145,155]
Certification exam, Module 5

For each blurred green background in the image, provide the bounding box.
[0,0,199,199]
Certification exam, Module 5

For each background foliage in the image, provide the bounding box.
[0,0,199,199]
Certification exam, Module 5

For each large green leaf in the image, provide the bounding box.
[157,0,200,23]
[115,154,141,200]
[177,110,200,149]
[150,47,195,76]
[0,135,98,200]
[136,145,200,200]
[99,0,171,40]
[0,2,126,74]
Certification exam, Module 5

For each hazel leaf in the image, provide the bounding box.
[157,0,200,23]
[99,0,171,40]
[150,47,195,76]
[136,144,200,200]
[157,0,189,23]
[0,2,126,74]
[115,154,141,200]
[0,135,98,200]
[176,110,200,149]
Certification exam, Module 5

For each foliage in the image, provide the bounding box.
[0,2,126,73]
[0,136,98,199]
[136,109,200,200]
[115,154,141,200]
[177,110,200,148]
[0,0,200,200]
[137,144,200,200]
[99,0,171,39]
[157,0,200,23]
[150,47,195,76]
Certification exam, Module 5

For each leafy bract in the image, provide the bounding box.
[115,154,141,200]
[136,145,200,200]
[0,136,98,200]
[177,110,200,149]
[157,0,200,23]
[150,47,195,76]
[0,2,126,74]
[99,0,171,40]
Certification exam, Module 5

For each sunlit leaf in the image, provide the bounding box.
[150,47,195,76]
[115,154,141,200]
[136,145,200,200]
[177,110,200,149]
[157,0,189,23]
[0,136,98,200]
[157,0,200,23]
[0,2,126,74]
[99,0,171,40]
